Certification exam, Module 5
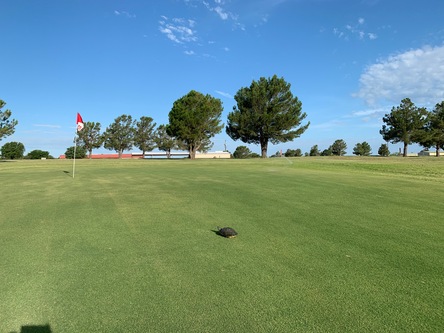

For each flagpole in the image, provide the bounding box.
[72,135,77,179]
[74,113,84,179]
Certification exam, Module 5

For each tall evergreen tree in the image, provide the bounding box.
[0,99,18,141]
[416,101,444,156]
[380,98,428,157]
[226,75,309,158]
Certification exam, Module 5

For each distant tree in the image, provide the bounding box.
[321,148,332,156]
[167,90,223,159]
[309,144,320,156]
[380,98,428,157]
[154,124,183,158]
[330,139,347,156]
[27,149,50,159]
[416,101,444,156]
[103,114,135,158]
[284,148,302,157]
[134,116,157,157]
[64,146,86,159]
[378,143,390,157]
[76,121,103,159]
[353,141,372,156]
[250,152,261,158]
[1,141,25,159]
[0,99,18,141]
[226,75,309,158]
[233,145,253,159]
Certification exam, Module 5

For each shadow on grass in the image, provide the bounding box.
[62,170,70,176]
[10,324,52,333]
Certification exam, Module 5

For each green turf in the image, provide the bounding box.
[1,157,443,332]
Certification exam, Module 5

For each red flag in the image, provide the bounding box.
[76,113,84,132]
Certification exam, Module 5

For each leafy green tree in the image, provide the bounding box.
[1,141,25,159]
[321,148,332,156]
[309,144,320,156]
[380,98,428,157]
[26,149,50,159]
[233,145,253,159]
[416,101,444,156]
[134,116,157,157]
[284,148,302,157]
[0,99,18,141]
[154,125,183,158]
[77,121,103,159]
[167,90,223,159]
[378,143,390,157]
[226,75,309,158]
[64,146,86,159]
[103,114,135,158]
[330,139,347,156]
[353,141,372,156]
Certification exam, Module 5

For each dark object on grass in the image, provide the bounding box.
[217,226,238,238]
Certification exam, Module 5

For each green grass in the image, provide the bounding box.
[1,157,443,332]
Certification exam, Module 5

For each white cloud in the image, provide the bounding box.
[159,17,198,44]
[215,90,233,98]
[351,108,386,118]
[214,6,229,20]
[184,50,195,55]
[202,0,237,21]
[114,10,136,18]
[355,45,444,105]
[333,17,377,41]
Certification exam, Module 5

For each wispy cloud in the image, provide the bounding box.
[351,108,387,118]
[159,16,198,44]
[215,90,233,98]
[202,0,237,21]
[333,17,377,41]
[114,10,136,18]
[355,45,444,105]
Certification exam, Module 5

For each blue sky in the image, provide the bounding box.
[2,0,444,157]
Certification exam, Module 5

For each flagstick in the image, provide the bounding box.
[72,135,77,179]
[73,113,84,179]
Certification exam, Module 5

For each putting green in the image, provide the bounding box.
[1,157,443,332]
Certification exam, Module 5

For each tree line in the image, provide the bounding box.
[266,97,444,158]
[1,75,309,159]
[2,87,444,160]
[77,75,309,159]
